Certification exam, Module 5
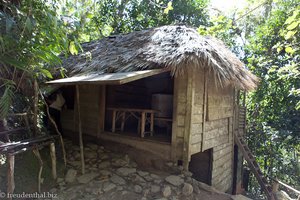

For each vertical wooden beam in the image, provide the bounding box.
[201,68,208,152]
[97,85,106,138]
[50,143,57,180]
[76,85,85,174]
[121,112,125,132]
[150,113,154,136]
[33,149,43,193]
[183,68,195,170]
[112,110,116,133]
[33,79,38,136]
[141,112,146,138]
[171,76,178,161]
[7,154,15,197]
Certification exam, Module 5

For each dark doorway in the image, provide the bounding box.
[188,149,212,185]
[232,145,239,194]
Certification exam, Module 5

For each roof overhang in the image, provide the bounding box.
[46,69,169,85]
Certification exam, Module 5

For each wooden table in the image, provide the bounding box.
[107,107,158,138]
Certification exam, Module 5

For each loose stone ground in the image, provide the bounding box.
[49,140,246,200]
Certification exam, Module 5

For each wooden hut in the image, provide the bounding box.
[47,25,258,194]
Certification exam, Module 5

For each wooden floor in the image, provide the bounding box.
[106,130,171,143]
[99,131,172,160]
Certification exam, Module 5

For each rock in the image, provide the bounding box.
[58,181,65,187]
[132,174,146,183]
[144,176,153,182]
[65,169,77,183]
[166,162,174,167]
[182,183,193,196]
[137,171,149,177]
[143,188,150,197]
[77,172,99,184]
[162,186,172,197]
[97,148,104,153]
[85,151,98,159]
[185,177,192,183]
[57,178,64,183]
[151,185,161,193]
[98,161,111,169]
[103,182,116,192]
[117,186,123,191]
[117,167,136,176]
[66,192,78,200]
[124,154,130,162]
[112,158,128,167]
[89,144,99,150]
[150,174,160,180]
[130,161,138,168]
[154,179,162,184]
[183,171,193,177]
[99,170,111,176]
[134,185,143,193]
[69,161,81,167]
[165,175,184,186]
[110,175,126,185]
[49,188,58,193]
[99,154,109,160]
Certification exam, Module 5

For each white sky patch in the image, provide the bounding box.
[209,0,248,14]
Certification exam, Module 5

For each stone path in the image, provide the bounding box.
[49,140,244,200]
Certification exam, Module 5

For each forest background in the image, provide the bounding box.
[0,0,299,197]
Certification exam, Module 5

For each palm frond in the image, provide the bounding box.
[0,80,15,119]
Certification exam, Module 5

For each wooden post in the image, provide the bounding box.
[150,113,154,136]
[112,110,116,133]
[76,85,85,174]
[50,143,57,180]
[120,112,125,131]
[141,112,146,138]
[33,149,43,193]
[183,68,195,170]
[38,89,67,167]
[7,154,15,197]
[171,76,179,161]
[97,85,106,138]
[201,68,208,151]
[33,79,38,136]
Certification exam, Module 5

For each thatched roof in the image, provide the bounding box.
[61,25,258,90]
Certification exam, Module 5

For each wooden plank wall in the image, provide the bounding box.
[171,74,188,161]
[61,110,75,132]
[189,68,204,155]
[75,85,100,137]
[204,77,234,192]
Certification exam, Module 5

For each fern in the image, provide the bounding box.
[0,81,15,119]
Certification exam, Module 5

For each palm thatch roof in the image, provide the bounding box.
[61,25,258,90]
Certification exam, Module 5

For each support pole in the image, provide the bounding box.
[33,79,38,136]
[33,149,43,193]
[50,143,57,179]
[76,85,85,174]
[7,154,15,198]
[39,89,67,167]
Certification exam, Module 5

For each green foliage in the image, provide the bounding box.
[200,0,300,195]
[242,0,300,194]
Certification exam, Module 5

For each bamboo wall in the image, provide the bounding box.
[61,85,104,137]
[171,74,188,161]
[171,68,235,193]
[203,78,234,192]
